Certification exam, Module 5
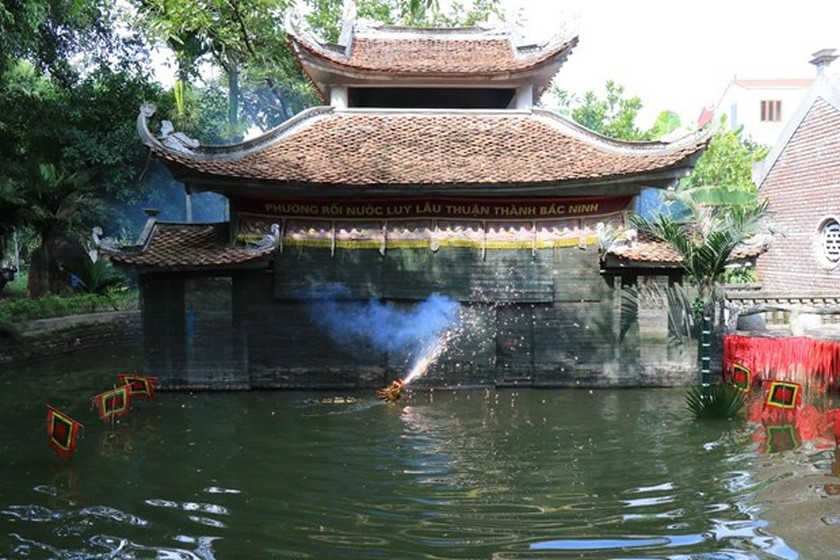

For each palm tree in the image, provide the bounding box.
[630,190,769,385]
[17,163,99,297]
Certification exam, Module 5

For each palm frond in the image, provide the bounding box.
[685,382,746,419]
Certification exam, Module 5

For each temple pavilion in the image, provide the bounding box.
[108,19,711,390]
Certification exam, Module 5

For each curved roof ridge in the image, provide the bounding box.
[107,221,276,270]
[142,108,708,189]
[530,108,712,155]
[287,27,578,75]
[138,105,335,161]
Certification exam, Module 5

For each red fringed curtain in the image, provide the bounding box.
[723,334,840,390]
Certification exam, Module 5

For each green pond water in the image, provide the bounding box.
[2,348,839,559]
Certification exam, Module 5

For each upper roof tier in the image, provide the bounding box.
[137,105,710,196]
[288,20,579,101]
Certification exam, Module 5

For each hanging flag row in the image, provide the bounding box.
[46,373,159,458]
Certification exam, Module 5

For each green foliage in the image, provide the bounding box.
[722,265,757,284]
[17,163,99,237]
[648,110,681,139]
[632,189,769,385]
[0,0,124,83]
[65,258,127,295]
[571,80,652,141]
[138,0,317,138]
[685,382,746,419]
[630,193,769,304]
[1,270,28,299]
[0,290,139,323]
[137,0,501,140]
[307,0,499,35]
[0,58,170,246]
[553,80,680,141]
[681,121,768,203]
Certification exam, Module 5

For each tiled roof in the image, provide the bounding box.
[290,31,577,75]
[146,108,708,188]
[606,232,770,264]
[107,222,274,270]
[732,78,814,89]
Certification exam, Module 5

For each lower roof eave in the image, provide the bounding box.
[115,260,272,274]
[601,255,683,271]
[170,169,691,199]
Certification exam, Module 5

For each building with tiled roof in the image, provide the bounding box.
[109,18,712,390]
[698,49,840,147]
[754,53,840,295]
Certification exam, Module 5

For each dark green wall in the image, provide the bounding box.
[140,246,697,390]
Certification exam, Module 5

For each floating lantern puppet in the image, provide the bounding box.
[46,405,84,458]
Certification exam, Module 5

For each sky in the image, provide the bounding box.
[509,0,840,128]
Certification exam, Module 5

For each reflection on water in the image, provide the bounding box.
[0,349,838,558]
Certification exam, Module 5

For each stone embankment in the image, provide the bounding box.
[0,311,140,367]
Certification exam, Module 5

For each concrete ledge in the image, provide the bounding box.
[0,311,141,366]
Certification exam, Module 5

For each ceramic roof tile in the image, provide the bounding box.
[293,35,574,75]
[149,109,708,188]
[289,25,577,76]
[607,233,770,264]
[108,223,273,269]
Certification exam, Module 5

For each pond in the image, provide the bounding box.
[1,348,838,559]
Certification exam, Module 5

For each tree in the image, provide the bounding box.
[680,119,768,205]
[630,191,769,385]
[550,80,680,141]
[0,58,171,276]
[307,0,500,40]
[0,0,148,85]
[136,0,502,140]
[17,163,100,296]
[571,80,651,141]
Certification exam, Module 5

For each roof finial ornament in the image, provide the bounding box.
[159,120,200,153]
[338,0,357,47]
[140,103,156,118]
[90,226,118,261]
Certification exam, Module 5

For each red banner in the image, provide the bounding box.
[117,374,159,400]
[232,195,632,221]
[92,385,132,423]
[46,405,84,458]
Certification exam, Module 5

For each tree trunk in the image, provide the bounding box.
[27,234,87,297]
[27,243,50,297]
[228,61,240,135]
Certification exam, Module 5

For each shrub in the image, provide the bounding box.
[685,382,747,420]
[0,290,138,323]
[65,257,127,295]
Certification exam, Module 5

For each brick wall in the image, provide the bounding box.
[757,98,840,293]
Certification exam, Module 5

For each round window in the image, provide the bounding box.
[821,219,840,263]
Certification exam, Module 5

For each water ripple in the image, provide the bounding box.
[8,532,218,560]
[1,504,62,522]
[78,505,149,526]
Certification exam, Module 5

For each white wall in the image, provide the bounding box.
[717,83,811,146]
